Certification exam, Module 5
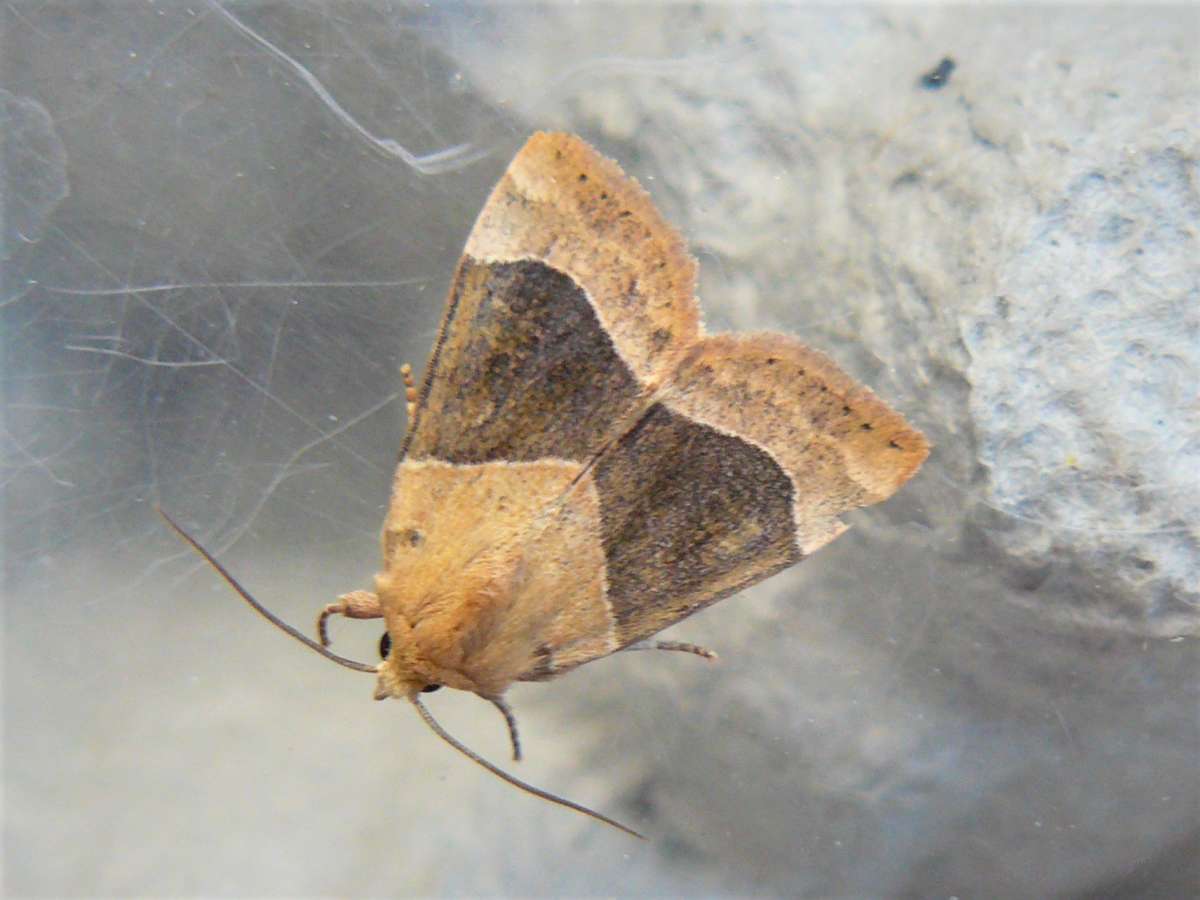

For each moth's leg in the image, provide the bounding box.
[317,590,382,647]
[400,362,418,423]
[488,696,523,762]
[623,639,719,661]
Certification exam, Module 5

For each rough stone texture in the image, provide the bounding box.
[969,154,1199,636]
[4,3,1196,898]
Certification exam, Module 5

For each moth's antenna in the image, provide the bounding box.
[158,506,378,674]
[411,695,644,840]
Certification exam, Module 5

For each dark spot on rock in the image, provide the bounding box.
[1099,214,1135,243]
[919,57,956,90]
[579,173,588,182]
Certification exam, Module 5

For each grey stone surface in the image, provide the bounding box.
[4,3,1197,897]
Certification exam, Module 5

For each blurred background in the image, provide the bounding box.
[4,3,1197,897]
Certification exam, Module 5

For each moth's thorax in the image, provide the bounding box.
[370,457,617,694]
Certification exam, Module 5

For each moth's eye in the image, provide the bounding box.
[386,528,425,559]
[393,528,422,549]
[378,632,391,659]
[421,684,441,693]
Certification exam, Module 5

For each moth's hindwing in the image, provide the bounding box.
[587,332,929,650]
[591,399,803,649]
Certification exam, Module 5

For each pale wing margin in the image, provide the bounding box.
[465,131,702,389]
[666,333,930,555]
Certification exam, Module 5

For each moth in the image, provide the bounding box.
[164,132,928,838]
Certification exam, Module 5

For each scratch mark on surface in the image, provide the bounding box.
[43,277,434,297]
[1052,701,1081,758]
[65,344,229,367]
[149,390,400,586]
[3,427,82,488]
[208,0,491,174]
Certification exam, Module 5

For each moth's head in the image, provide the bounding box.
[370,557,511,700]
[370,614,447,701]
[373,658,442,701]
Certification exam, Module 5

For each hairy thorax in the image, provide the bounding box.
[373,458,616,698]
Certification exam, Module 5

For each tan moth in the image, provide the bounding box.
[165,132,928,838]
